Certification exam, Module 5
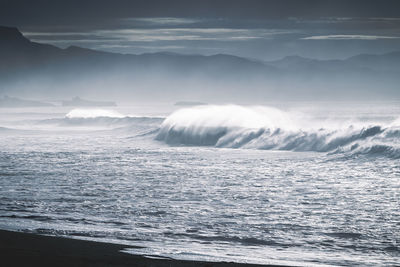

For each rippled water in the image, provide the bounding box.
[0,103,399,266]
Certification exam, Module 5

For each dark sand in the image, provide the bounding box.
[0,230,292,267]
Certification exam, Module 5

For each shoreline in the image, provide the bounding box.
[0,229,292,267]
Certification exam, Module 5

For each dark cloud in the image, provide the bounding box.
[2,0,400,30]
[1,0,399,59]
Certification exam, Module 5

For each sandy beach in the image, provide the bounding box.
[0,230,290,267]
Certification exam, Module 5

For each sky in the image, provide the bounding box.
[1,0,400,60]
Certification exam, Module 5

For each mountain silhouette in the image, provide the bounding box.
[0,25,399,101]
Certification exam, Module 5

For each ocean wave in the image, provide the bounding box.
[65,108,125,119]
[156,105,400,158]
[38,117,163,130]
[38,108,164,128]
[60,116,162,126]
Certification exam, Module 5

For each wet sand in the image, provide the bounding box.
[0,229,291,267]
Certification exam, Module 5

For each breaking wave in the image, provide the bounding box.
[38,108,164,128]
[156,105,400,158]
[65,108,125,119]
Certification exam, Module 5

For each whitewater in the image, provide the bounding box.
[0,102,399,266]
[156,105,400,158]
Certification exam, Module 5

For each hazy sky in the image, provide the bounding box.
[1,0,400,60]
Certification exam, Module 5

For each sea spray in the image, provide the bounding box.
[65,108,126,119]
[156,105,400,157]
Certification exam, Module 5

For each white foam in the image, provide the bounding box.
[65,108,125,119]
[156,105,400,157]
[160,105,300,130]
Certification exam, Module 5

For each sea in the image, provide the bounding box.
[0,101,399,266]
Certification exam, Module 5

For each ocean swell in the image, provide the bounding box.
[38,108,164,128]
[156,105,400,158]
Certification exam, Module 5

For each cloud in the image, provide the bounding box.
[368,17,400,21]
[97,28,295,42]
[25,28,295,44]
[301,35,400,40]
[122,17,200,26]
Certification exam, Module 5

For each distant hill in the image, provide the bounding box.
[0,95,54,107]
[0,25,399,101]
[0,26,271,76]
[346,51,400,72]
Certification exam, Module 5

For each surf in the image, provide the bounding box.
[156,105,400,158]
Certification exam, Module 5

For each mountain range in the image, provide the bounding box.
[1,25,399,102]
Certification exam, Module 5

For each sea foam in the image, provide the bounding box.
[156,105,400,158]
[65,108,125,119]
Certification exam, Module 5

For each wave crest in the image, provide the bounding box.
[65,108,125,119]
[156,105,400,158]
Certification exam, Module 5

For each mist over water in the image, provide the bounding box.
[0,102,399,266]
